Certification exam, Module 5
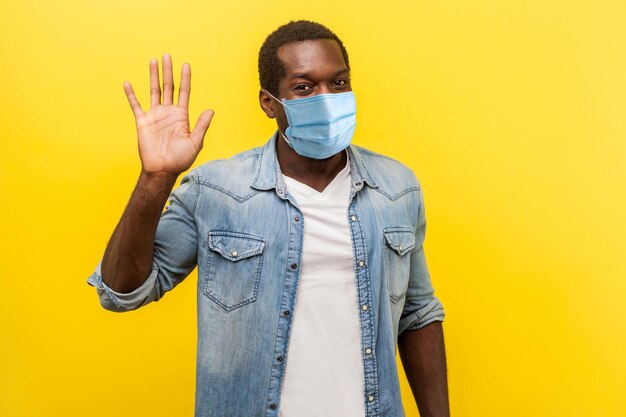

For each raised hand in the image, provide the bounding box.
[123,53,214,178]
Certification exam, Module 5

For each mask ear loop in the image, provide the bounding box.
[278,130,293,147]
[263,89,283,105]
[263,89,294,148]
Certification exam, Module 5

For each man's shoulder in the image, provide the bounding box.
[353,145,421,191]
[183,145,263,200]
[354,145,416,173]
[193,146,262,176]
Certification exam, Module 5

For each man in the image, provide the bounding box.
[87,20,449,417]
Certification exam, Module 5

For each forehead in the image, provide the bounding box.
[277,39,347,76]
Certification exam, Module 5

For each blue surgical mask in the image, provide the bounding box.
[264,90,357,159]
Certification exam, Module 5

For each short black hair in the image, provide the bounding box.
[258,20,350,97]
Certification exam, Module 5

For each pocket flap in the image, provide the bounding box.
[383,228,416,256]
[208,231,266,261]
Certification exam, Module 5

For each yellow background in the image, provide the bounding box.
[1,0,625,416]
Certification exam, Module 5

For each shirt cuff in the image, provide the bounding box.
[398,296,445,334]
[86,259,160,312]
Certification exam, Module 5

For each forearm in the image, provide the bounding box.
[100,170,178,293]
[398,320,450,417]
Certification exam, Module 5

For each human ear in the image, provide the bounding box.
[259,89,277,119]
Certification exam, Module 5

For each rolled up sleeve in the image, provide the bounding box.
[398,182,445,335]
[86,169,200,312]
[86,259,161,312]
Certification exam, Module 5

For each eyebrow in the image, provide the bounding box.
[289,68,350,80]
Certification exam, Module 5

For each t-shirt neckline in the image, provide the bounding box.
[282,151,351,198]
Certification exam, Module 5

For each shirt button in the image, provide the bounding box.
[277,189,283,195]
[351,215,357,222]
[355,181,362,187]
[358,260,365,268]
[231,250,238,257]
[399,246,403,252]
[282,310,290,317]
[368,395,374,402]
[361,304,368,311]
[294,216,300,222]
[365,347,372,354]
[291,263,298,270]
[269,403,277,409]
[277,355,283,362]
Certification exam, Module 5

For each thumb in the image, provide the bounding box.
[190,109,215,150]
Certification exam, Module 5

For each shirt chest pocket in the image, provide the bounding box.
[383,227,416,304]
[204,231,266,312]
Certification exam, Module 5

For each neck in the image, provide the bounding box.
[276,132,348,193]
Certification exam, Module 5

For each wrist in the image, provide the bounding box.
[138,170,179,194]
[139,169,179,184]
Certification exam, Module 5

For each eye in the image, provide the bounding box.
[332,79,349,87]
[295,84,312,91]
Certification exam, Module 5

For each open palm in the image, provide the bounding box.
[123,53,214,177]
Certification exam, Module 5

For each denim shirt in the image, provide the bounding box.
[86,131,445,417]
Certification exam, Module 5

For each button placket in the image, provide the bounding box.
[347,202,379,416]
[267,204,303,414]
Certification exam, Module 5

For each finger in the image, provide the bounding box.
[123,81,143,118]
[190,109,215,151]
[162,53,174,105]
[177,63,191,109]
[149,58,161,108]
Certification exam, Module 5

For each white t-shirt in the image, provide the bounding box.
[278,152,366,417]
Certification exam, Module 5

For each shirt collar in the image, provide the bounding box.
[250,130,378,198]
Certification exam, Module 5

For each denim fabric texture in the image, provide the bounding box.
[86,131,445,417]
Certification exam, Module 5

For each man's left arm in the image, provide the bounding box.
[397,181,450,417]
[398,321,450,417]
